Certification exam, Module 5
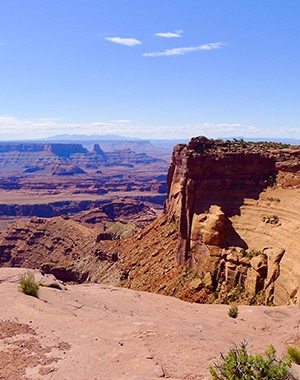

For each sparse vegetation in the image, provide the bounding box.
[263,214,280,225]
[241,249,266,259]
[208,290,219,303]
[227,285,244,303]
[183,265,193,279]
[18,271,39,297]
[288,346,300,365]
[210,339,296,379]
[252,289,267,306]
[266,197,281,203]
[228,304,239,318]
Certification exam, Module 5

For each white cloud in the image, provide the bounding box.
[199,42,227,50]
[0,115,78,139]
[1,115,297,141]
[0,115,140,140]
[104,37,141,46]
[143,42,225,57]
[154,30,183,38]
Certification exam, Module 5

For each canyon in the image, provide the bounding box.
[0,141,168,199]
[0,137,300,306]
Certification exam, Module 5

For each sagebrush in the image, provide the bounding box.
[209,339,297,379]
[288,346,300,365]
[18,271,39,297]
[228,304,238,318]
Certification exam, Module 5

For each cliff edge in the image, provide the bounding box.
[160,136,300,304]
[112,136,300,305]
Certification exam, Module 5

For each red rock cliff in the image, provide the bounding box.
[165,137,278,264]
[162,136,300,304]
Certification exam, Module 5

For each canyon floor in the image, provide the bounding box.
[1,268,300,380]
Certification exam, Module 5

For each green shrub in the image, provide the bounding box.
[18,271,39,297]
[209,339,296,379]
[288,346,300,365]
[228,304,238,318]
[241,249,265,259]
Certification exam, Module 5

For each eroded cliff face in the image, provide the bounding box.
[165,137,277,264]
[163,136,300,305]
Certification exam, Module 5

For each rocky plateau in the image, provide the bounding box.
[1,267,300,379]
[0,142,168,215]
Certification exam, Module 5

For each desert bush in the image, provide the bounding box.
[288,346,300,365]
[241,249,266,259]
[209,339,296,379]
[18,271,39,297]
[228,304,238,318]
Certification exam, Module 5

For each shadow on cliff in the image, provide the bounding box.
[189,150,278,218]
[191,185,275,250]
[193,183,274,218]
[225,217,248,249]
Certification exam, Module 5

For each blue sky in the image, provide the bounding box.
[0,0,299,141]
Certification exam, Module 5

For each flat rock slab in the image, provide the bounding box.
[1,268,300,379]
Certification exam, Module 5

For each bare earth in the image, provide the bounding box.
[1,268,300,380]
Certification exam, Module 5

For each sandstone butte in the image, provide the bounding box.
[1,136,300,379]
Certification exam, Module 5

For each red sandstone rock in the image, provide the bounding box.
[163,137,300,304]
[1,137,300,306]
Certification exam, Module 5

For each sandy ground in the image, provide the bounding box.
[0,268,300,380]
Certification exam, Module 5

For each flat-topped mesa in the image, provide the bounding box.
[164,136,298,266]
[45,143,88,157]
[0,143,88,156]
[0,142,163,166]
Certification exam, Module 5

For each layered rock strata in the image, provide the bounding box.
[0,142,168,209]
[1,137,300,305]
[163,136,300,304]
[0,199,156,281]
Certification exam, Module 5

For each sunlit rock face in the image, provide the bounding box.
[164,136,300,305]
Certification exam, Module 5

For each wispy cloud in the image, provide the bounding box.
[105,37,141,47]
[143,42,226,57]
[154,30,183,38]
[200,42,226,51]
